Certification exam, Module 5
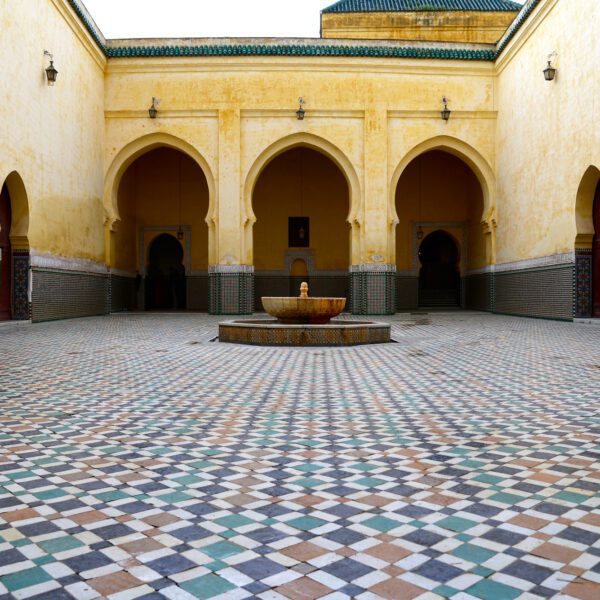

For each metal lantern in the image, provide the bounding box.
[441,96,451,121]
[148,97,159,119]
[44,51,58,86]
[543,60,557,81]
[296,97,306,120]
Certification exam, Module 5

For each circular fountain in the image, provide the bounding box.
[219,282,391,347]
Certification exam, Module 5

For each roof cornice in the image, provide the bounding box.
[68,0,544,63]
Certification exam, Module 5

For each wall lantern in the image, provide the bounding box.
[441,96,451,121]
[148,97,160,119]
[177,225,184,241]
[44,51,58,86]
[296,97,306,120]
[417,225,424,240]
[544,52,558,81]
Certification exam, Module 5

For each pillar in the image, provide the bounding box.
[351,109,395,314]
[209,109,253,314]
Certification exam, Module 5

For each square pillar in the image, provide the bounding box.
[12,249,30,320]
[350,264,396,315]
[209,265,254,315]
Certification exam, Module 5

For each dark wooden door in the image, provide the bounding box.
[593,182,600,317]
[0,185,12,321]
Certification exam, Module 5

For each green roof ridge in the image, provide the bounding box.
[105,43,496,60]
[68,0,539,63]
[322,0,522,13]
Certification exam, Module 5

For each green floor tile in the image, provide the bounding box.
[453,543,495,564]
[1,567,52,591]
[362,516,402,532]
[38,535,84,554]
[202,541,244,560]
[467,579,521,600]
[180,573,236,599]
[287,516,327,531]
[437,516,478,532]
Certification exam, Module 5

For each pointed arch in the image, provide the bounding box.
[575,165,600,244]
[242,132,362,264]
[1,171,30,244]
[104,133,216,229]
[390,135,496,228]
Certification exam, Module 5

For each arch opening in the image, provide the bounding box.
[0,172,30,321]
[394,150,487,310]
[251,146,351,309]
[574,166,600,318]
[112,146,210,312]
[418,230,461,308]
[145,234,186,311]
[594,182,600,317]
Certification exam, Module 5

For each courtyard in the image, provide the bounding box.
[0,313,598,599]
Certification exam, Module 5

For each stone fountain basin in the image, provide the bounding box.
[262,297,346,324]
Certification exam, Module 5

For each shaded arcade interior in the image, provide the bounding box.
[395,150,490,310]
[252,146,351,310]
[111,147,210,312]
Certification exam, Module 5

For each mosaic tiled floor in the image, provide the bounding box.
[0,312,599,600]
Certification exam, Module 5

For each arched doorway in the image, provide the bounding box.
[145,234,186,310]
[593,182,600,317]
[112,147,210,311]
[0,184,12,320]
[252,147,350,308]
[290,258,309,296]
[394,149,487,310]
[418,230,460,307]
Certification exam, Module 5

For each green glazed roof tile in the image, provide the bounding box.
[67,0,540,62]
[322,0,522,12]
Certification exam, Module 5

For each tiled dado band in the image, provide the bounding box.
[350,264,396,315]
[22,252,586,321]
[30,254,109,322]
[209,266,254,315]
[575,249,593,318]
[11,249,30,320]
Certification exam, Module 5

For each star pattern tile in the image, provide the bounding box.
[0,312,598,599]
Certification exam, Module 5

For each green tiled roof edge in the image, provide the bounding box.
[495,0,541,57]
[322,0,522,13]
[105,44,496,60]
[68,0,540,62]
[67,0,107,52]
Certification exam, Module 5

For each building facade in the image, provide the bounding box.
[0,0,599,322]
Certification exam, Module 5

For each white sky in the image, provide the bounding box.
[83,0,335,39]
[82,0,525,40]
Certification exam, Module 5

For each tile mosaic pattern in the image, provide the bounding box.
[0,312,599,599]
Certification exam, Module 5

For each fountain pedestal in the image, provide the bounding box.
[219,282,391,347]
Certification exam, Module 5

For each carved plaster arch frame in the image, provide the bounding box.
[242,132,362,267]
[575,165,600,248]
[389,135,497,266]
[0,170,30,245]
[103,132,217,266]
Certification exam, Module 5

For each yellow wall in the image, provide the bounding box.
[495,0,600,263]
[253,148,349,271]
[321,11,517,43]
[104,53,495,268]
[0,0,105,261]
[114,148,209,272]
[395,151,485,272]
[4,0,598,281]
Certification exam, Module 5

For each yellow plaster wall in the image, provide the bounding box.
[321,11,517,43]
[0,0,105,261]
[495,0,600,263]
[395,151,485,272]
[104,57,495,267]
[113,148,209,272]
[253,148,349,271]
